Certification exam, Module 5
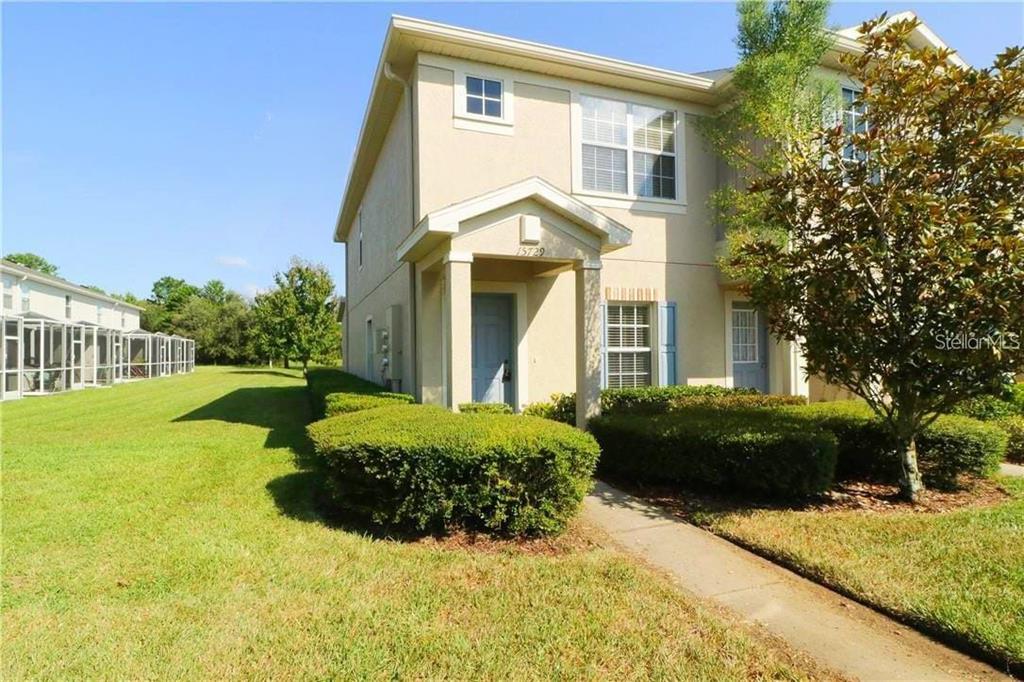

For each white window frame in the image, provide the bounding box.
[605,302,653,389]
[65,295,72,320]
[572,90,685,211]
[452,64,515,134]
[20,285,30,313]
[357,209,364,271]
[841,86,867,165]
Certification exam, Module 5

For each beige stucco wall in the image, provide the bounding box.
[343,90,415,388]
[412,55,750,397]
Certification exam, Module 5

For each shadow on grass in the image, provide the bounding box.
[174,386,312,452]
[226,369,303,379]
[265,470,435,541]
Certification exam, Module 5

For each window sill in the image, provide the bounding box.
[573,192,687,215]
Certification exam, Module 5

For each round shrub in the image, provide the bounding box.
[458,402,513,415]
[307,405,600,536]
[324,391,415,416]
[590,411,838,497]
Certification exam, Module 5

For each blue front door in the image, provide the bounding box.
[731,302,769,393]
[471,294,514,405]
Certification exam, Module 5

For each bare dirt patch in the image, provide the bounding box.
[412,520,605,556]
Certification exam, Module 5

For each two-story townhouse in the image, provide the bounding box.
[0,260,195,400]
[334,13,979,426]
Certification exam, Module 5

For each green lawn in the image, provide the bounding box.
[695,480,1024,672]
[1,367,827,680]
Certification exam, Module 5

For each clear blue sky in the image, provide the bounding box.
[4,2,1021,299]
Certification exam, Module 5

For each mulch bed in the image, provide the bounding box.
[413,521,604,556]
[616,476,1011,519]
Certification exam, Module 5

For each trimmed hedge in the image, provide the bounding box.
[307,405,600,535]
[998,416,1024,464]
[306,368,385,419]
[523,386,807,424]
[458,402,513,415]
[781,402,1007,489]
[590,411,838,497]
[324,391,415,416]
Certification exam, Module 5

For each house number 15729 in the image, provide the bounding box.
[517,246,545,257]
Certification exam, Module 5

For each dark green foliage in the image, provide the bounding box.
[307,405,600,536]
[306,368,385,419]
[458,403,513,415]
[325,392,415,417]
[5,253,59,276]
[998,417,1024,464]
[590,411,837,497]
[523,386,806,424]
[951,384,1024,421]
[783,402,1007,489]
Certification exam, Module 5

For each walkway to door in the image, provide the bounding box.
[583,481,1009,681]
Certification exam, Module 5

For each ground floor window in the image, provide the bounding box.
[605,303,651,388]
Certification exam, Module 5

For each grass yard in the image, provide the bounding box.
[1,367,828,680]
[693,480,1024,672]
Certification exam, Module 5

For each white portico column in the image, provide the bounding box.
[575,258,602,428]
[443,251,474,411]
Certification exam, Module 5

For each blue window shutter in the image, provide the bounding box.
[658,302,677,386]
[600,303,608,389]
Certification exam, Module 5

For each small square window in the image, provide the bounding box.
[466,76,502,119]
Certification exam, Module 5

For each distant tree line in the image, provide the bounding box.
[4,252,341,369]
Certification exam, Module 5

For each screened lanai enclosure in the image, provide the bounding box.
[0,315,195,401]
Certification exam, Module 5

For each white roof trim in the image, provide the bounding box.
[395,176,632,262]
[0,261,145,311]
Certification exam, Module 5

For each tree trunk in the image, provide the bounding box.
[284,357,290,369]
[302,359,309,375]
[897,436,925,503]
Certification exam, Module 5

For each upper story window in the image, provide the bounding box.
[466,76,502,118]
[357,210,363,269]
[65,295,72,319]
[121,311,126,328]
[2,279,12,311]
[841,87,867,164]
[580,95,677,200]
[20,286,30,313]
[97,304,103,325]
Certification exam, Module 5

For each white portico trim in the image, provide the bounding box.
[408,177,631,425]
[397,176,632,263]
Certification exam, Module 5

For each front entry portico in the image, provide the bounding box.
[398,177,632,427]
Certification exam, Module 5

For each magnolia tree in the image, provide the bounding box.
[727,16,1024,500]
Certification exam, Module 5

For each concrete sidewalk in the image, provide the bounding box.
[1001,462,1024,477]
[584,481,1010,681]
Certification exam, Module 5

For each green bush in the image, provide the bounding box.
[950,383,1024,421]
[458,402,513,415]
[996,416,1024,464]
[781,402,1006,489]
[523,386,806,424]
[325,391,415,416]
[306,368,385,419]
[523,393,576,424]
[307,405,600,536]
[590,411,837,497]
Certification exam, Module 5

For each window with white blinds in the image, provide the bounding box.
[581,96,676,200]
[731,309,758,363]
[841,88,867,164]
[606,304,652,388]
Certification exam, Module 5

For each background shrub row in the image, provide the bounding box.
[307,405,599,535]
[590,410,838,497]
[523,386,806,424]
[782,402,1007,489]
[306,368,388,419]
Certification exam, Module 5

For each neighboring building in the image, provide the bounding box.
[333,13,979,425]
[0,260,195,400]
